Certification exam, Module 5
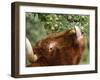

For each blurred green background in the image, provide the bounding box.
[26,12,89,64]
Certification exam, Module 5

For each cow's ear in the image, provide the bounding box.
[69,29,76,34]
[66,29,76,38]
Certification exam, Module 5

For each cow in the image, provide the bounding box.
[26,26,86,67]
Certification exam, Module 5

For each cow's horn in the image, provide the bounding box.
[26,37,38,63]
[75,26,82,40]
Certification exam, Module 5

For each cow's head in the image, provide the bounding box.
[26,26,86,66]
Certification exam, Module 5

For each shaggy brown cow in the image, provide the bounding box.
[26,26,86,67]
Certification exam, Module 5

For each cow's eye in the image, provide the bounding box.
[49,48,53,52]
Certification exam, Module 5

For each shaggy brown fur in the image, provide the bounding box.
[27,29,86,67]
